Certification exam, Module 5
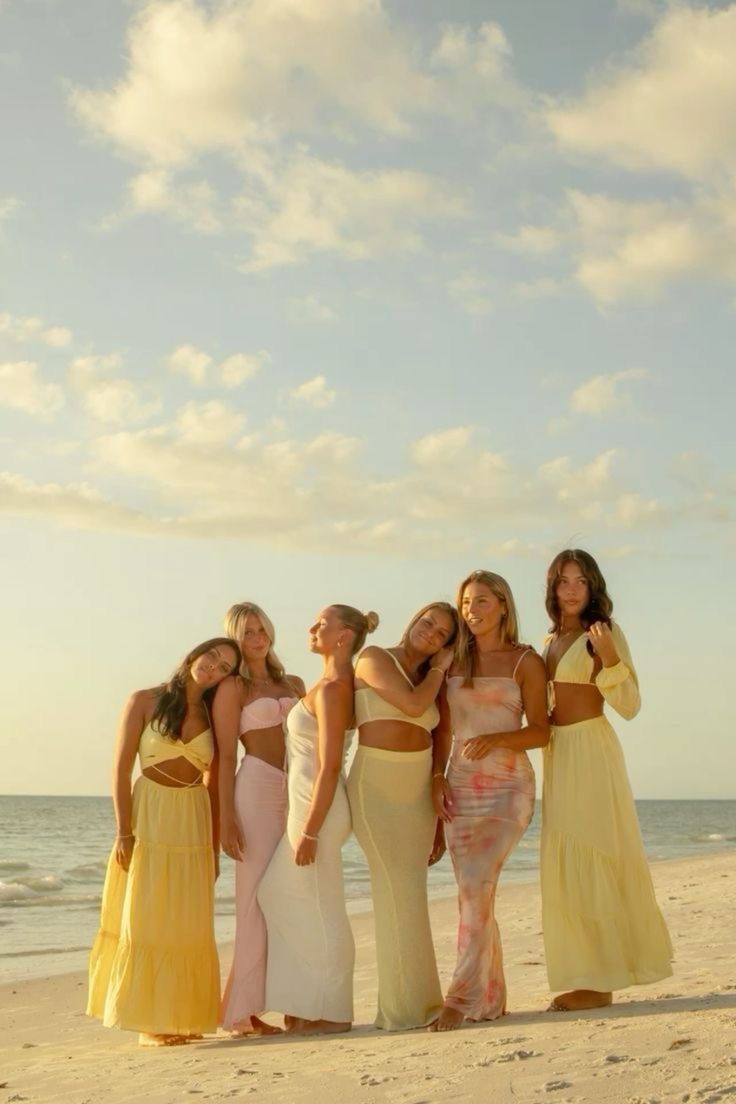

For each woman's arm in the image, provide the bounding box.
[205,744,220,879]
[354,646,453,717]
[212,676,245,861]
[111,690,148,871]
[463,653,550,759]
[430,683,454,822]
[590,621,641,720]
[294,680,353,866]
[286,674,307,698]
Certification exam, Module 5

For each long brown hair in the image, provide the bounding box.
[150,637,238,739]
[545,549,613,631]
[399,601,459,678]
[454,570,520,687]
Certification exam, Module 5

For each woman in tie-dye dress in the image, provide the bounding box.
[431,570,549,1031]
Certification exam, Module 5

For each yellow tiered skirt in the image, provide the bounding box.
[87,776,219,1035]
[541,716,673,993]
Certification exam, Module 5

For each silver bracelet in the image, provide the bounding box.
[116,833,134,840]
[432,771,446,779]
[302,832,319,841]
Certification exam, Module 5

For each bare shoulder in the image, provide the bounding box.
[214,674,244,703]
[128,688,156,713]
[314,677,354,709]
[356,645,389,665]
[517,648,546,680]
[286,673,306,697]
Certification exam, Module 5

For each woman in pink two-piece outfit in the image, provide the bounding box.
[431,571,549,1032]
[215,602,305,1036]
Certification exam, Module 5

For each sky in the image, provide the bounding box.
[1,0,734,798]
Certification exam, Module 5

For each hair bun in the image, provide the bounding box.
[364,611,380,634]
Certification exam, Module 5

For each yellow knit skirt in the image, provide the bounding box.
[541,716,673,993]
[87,776,220,1035]
[347,745,443,1031]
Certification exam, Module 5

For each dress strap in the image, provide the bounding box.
[146,762,203,787]
[512,647,532,680]
[385,649,413,686]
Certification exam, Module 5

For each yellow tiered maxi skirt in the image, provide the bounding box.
[541,717,673,993]
[87,776,220,1035]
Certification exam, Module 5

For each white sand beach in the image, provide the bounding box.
[2,851,734,1104]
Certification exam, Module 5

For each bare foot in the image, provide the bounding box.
[295,1019,351,1035]
[284,1015,303,1033]
[429,1005,465,1032]
[547,990,612,1012]
[229,1014,282,1038]
[138,1033,189,1047]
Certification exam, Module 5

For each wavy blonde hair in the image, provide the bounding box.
[224,601,285,684]
[454,570,520,687]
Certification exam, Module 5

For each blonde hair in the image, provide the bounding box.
[331,605,380,656]
[224,601,285,684]
[399,602,459,676]
[454,570,520,686]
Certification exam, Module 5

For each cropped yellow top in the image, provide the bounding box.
[543,621,640,721]
[139,722,215,781]
[355,650,440,733]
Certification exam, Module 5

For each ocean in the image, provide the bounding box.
[1,795,734,984]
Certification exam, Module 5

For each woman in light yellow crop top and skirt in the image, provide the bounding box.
[87,637,239,1046]
[541,551,672,1013]
[347,602,459,1031]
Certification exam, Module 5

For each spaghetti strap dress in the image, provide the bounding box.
[541,623,673,992]
[258,699,354,1023]
[444,649,536,1020]
[87,724,219,1035]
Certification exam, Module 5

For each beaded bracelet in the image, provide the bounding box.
[302,832,319,842]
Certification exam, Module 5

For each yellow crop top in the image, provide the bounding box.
[139,722,214,779]
[354,650,440,733]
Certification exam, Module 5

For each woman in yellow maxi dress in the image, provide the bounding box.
[541,551,673,1012]
[87,637,240,1045]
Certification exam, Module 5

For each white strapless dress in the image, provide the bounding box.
[258,699,354,1022]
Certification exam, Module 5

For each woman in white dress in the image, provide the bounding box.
[259,603,379,1035]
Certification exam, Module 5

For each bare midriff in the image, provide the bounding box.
[551,682,604,727]
[358,719,432,752]
[241,723,286,770]
[142,757,203,787]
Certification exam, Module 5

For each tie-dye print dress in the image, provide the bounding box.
[444,652,536,1020]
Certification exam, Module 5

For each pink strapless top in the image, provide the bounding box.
[240,696,297,735]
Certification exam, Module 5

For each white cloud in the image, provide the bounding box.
[499,224,561,255]
[68,353,124,388]
[570,368,647,416]
[220,350,269,388]
[126,169,221,233]
[0,196,19,223]
[0,361,64,420]
[175,400,245,444]
[411,426,476,465]
[69,0,434,168]
[81,380,162,425]
[167,344,212,385]
[236,153,467,271]
[447,271,493,316]
[289,294,337,323]
[0,313,73,347]
[288,375,336,408]
[546,6,736,181]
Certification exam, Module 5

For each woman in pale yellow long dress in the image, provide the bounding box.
[348,601,458,1031]
[541,550,673,1013]
[87,637,240,1045]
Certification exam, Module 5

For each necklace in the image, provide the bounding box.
[248,675,273,688]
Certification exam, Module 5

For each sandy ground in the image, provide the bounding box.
[1,851,735,1104]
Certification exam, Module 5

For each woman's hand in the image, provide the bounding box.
[431,774,454,822]
[431,646,455,674]
[213,851,221,881]
[114,834,135,871]
[586,621,619,667]
[221,817,245,862]
[428,820,446,866]
[294,834,318,867]
[462,734,499,761]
